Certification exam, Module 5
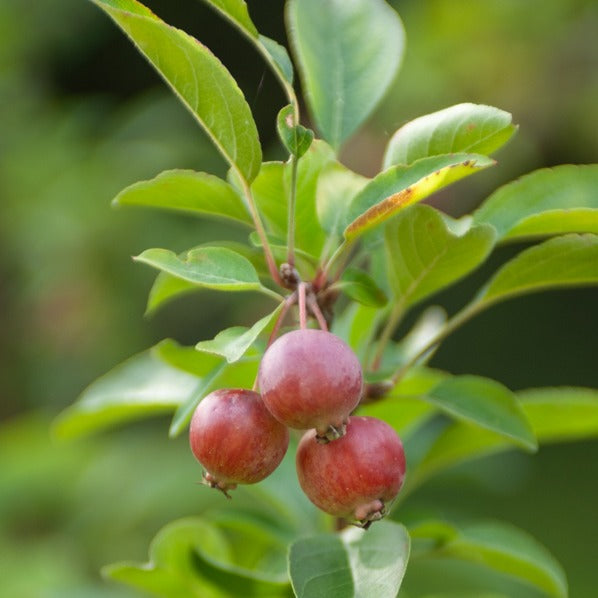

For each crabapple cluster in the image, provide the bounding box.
[189,329,406,526]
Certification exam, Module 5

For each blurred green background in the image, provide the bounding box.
[1,0,597,596]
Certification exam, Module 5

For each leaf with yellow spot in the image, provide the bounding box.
[344,154,494,241]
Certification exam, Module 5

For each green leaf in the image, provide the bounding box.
[195,303,283,363]
[153,338,222,376]
[105,517,290,598]
[144,242,269,315]
[316,161,369,240]
[424,376,537,450]
[332,303,384,361]
[276,104,314,158]
[199,0,258,37]
[259,35,294,85]
[441,522,568,598]
[475,234,598,309]
[344,154,494,240]
[287,0,404,149]
[134,246,267,293]
[112,169,252,225]
[336,268,388,307]
[473,164,598,241]
[289,521,410,598]
[385,204,496,309]
[92,0,261,182]
[53,349,198,439]
[251,161,287,239]
[408,387,598,491]
[383,103,516,168]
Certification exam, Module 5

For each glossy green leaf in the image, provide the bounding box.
[336,268,388,307]
[442,522,567,598]
[92,0,261,182]
[277,104,313,158]
[316,161,369,240]
[134,246,266,293]
[475,234,598,308]
[473,165,598,240]
[332,303,384,361]
[195,303,283,363]
[144,242,269,315]
[409,387,598,491]
[289,521,410,598]
[53,349,198,439]
[385,204,496,309]
[287,0,404,149]
[112,169,252,225]
[344,154,494,240]
[424,376,537,450]
[383,103,515,168]
[105,517,290,598]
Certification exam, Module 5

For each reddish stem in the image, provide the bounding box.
[266,293,296,348]
[298,282,307,329]
[307,294,328,332]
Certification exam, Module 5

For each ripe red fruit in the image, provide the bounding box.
[258,329,363,441]
[296,416,406,526]
[189,388,289,496]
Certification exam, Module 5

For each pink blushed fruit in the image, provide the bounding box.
[258,329,363,441]
[189,389,289,496]
[296,416,406,526]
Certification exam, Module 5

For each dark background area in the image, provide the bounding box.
[0,1,597,596]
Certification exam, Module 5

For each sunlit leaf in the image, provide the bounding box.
[92,0,261,182]
[473,165,598,240]
[287,0,405,149]
[112,169,252,225]
[383,103,515,168]
[423,376,537,450]
[195,303,283,363]
[289,521,410,598]
[344,154,494,240]
[385,204,496,309]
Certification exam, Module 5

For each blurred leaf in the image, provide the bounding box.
[408,387,598,491]
[91,0,261,182]
[112,169,252,225]
[276,104,313,158]
[383,103,515,168]
[251,161,287,238]
[134,246,273,295]
[144,242,271,315]
[332,303,383,361]
[105,517,290,598]
[473,165,598,240]
[289,521,409,598]
[385,204,496,309]
[153,338,222,376]
[344,154,494,240]
[440,522,567,598]
[423,376,537,450]
[336,268,388,307]
[316,162,369,240]
[474,234,598,308]
[53,349,198,439]
[287,0,405,149]
[195,303,283,363]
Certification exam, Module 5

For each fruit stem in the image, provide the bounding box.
[287,153,298,267]
[298,282,307,329]
[266,291,297,348]
[307,293,328,332]
[239,175,282,287]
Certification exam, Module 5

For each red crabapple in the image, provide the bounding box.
[189,388,289,496]
[258,329,363,441]
[296,416,406,526]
